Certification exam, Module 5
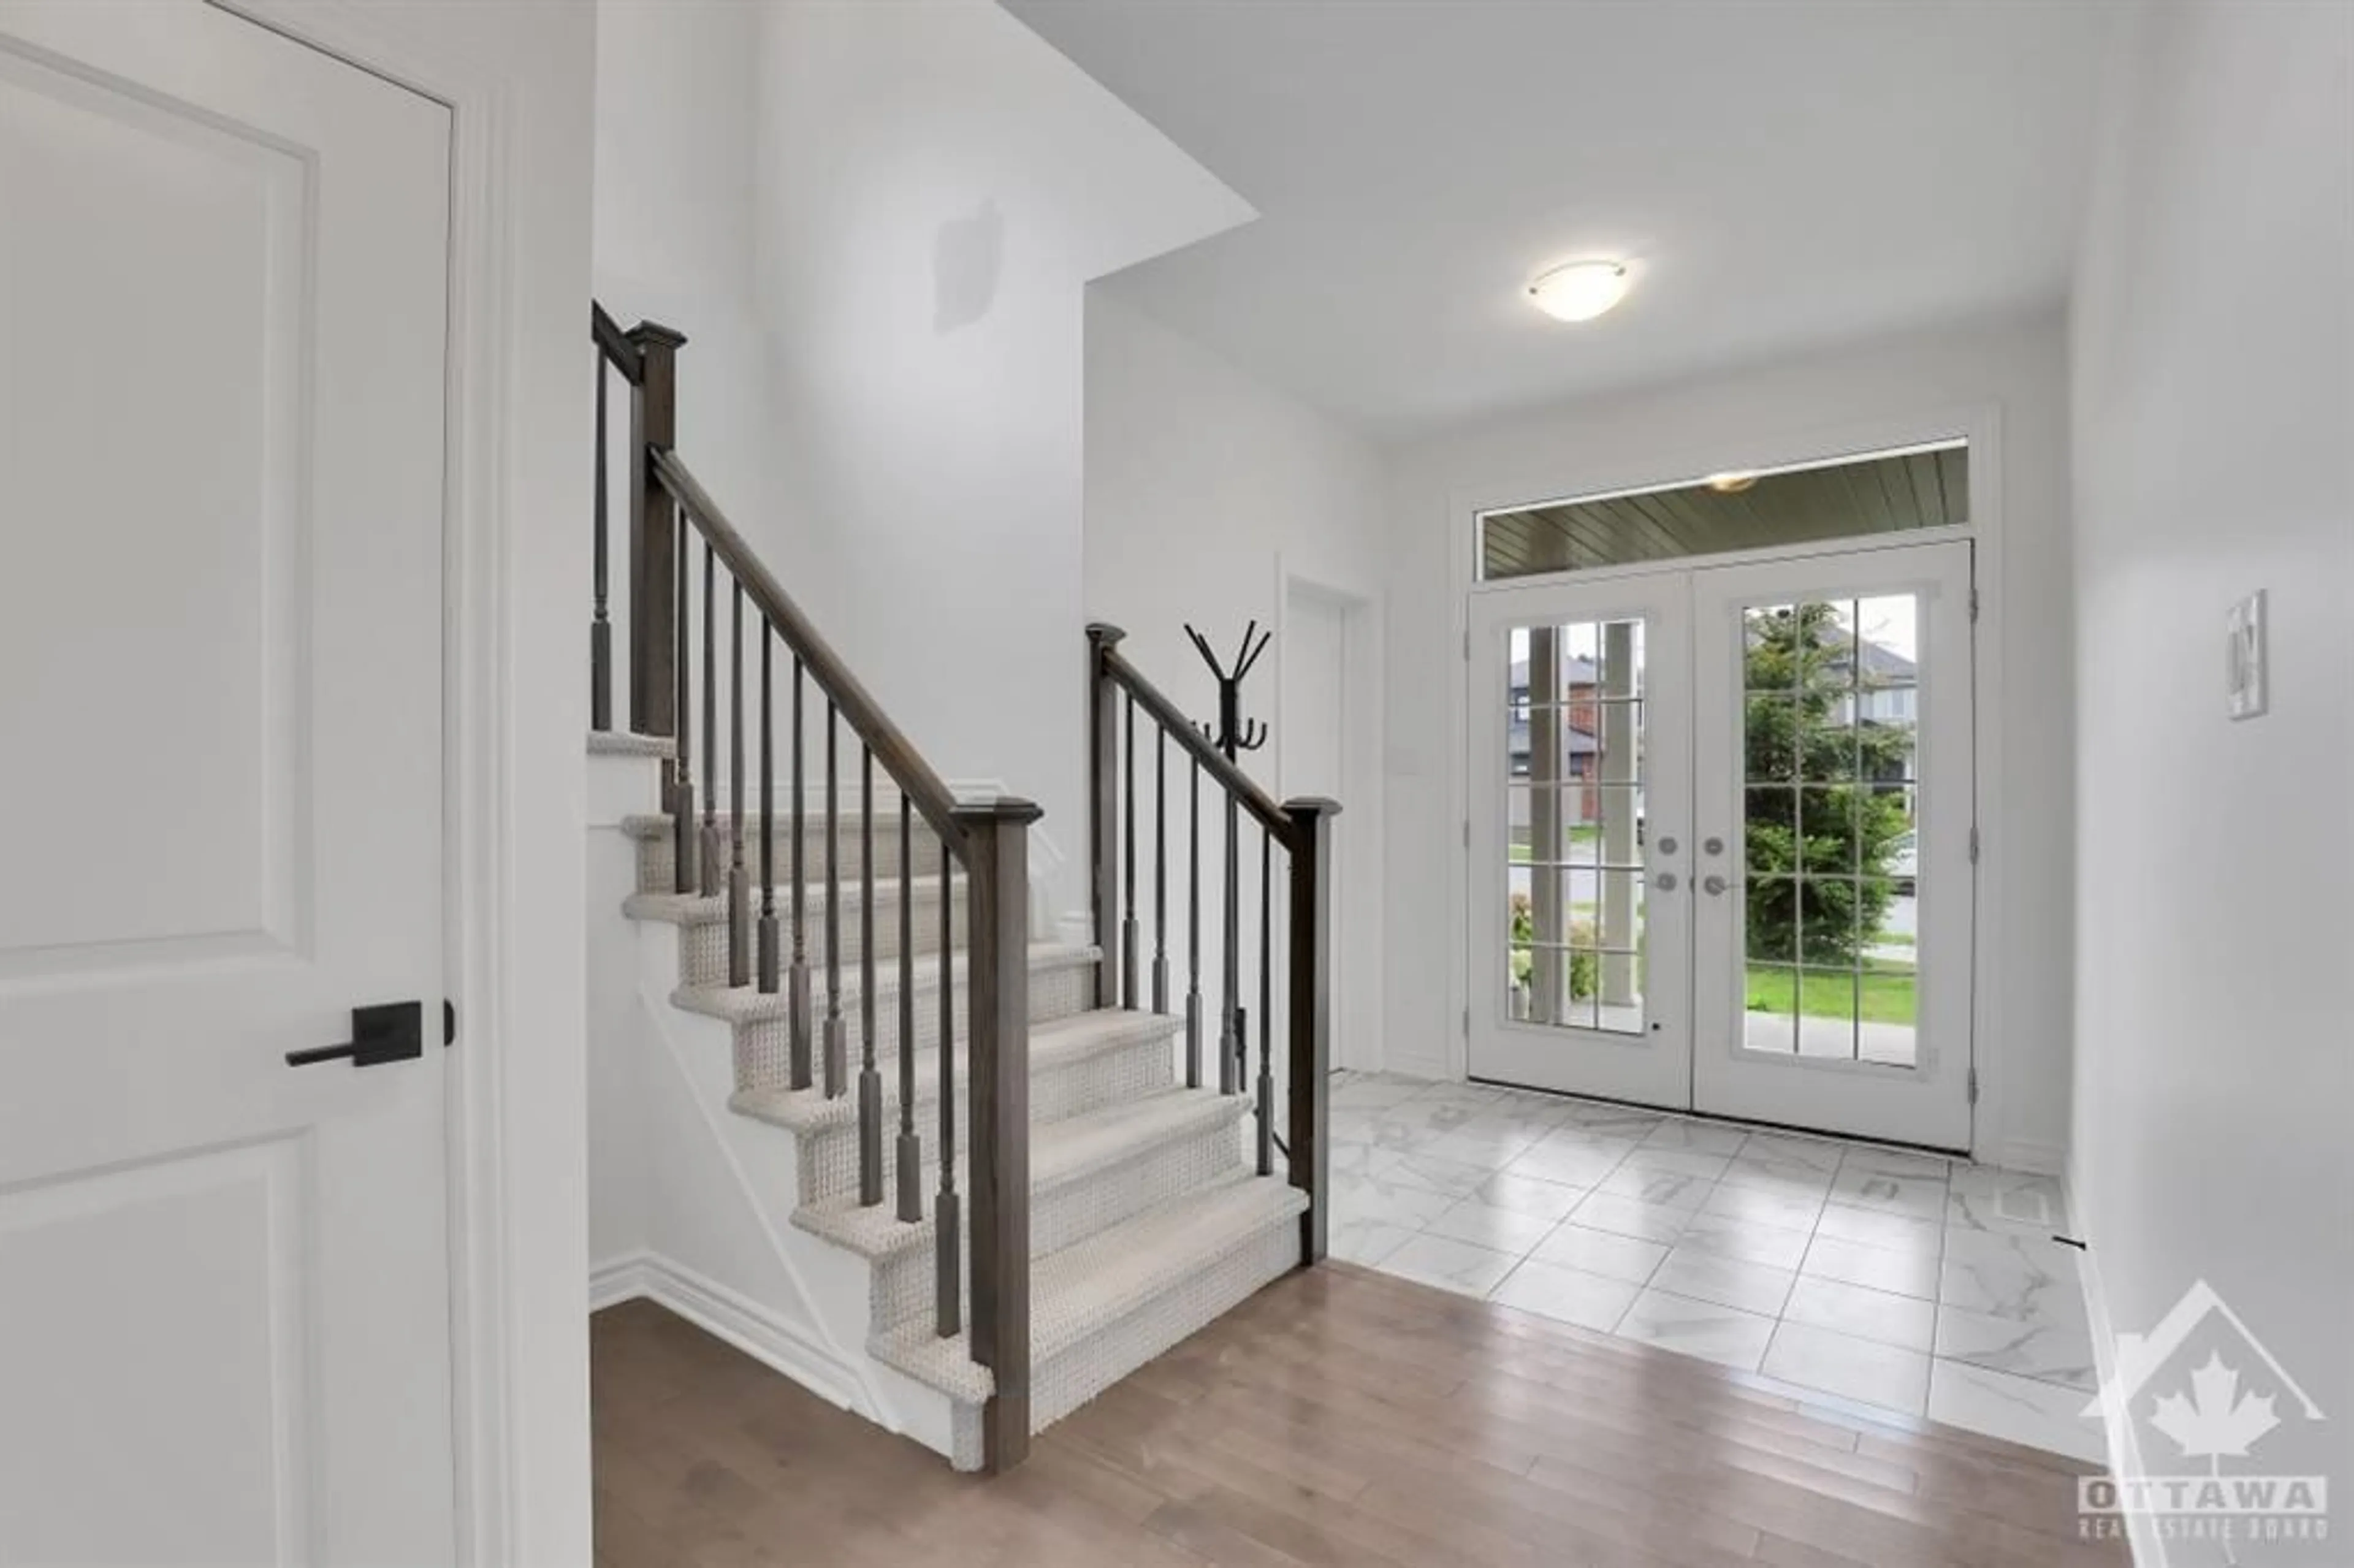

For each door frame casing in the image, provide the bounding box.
[1442,401,2009,1159]
[213,2,596,1564]
[1273,560,1383,1072]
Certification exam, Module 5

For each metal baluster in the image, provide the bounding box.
[1185,759,1203,1089]
[1121,698,1138,1009]
[728,582,748,988]
[896,796,920,1222]
[824,701,845,1098]
[1221,791,1241,1095]
[789,657,811,1089]
[1152,728,1168,1014]
[758,620,779,993]
[671,525,695,894]
[699,542,721,899]
[590,356,610,731]
[858,747,882,1205]
[1257,826,1275,1176]
[936,842,960,1337]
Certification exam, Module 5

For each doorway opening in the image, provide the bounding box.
[1465,443,1977,1151]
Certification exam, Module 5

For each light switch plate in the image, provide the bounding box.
[2226,590,2268,720]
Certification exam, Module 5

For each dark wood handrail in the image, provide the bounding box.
[651,449,970,857]
[592,301,642,383]
[1089,626,1297,851]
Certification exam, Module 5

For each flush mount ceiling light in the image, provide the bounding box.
[1705,471,1759,494]
[1527,260,1631,322]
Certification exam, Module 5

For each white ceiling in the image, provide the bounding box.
[1004,0,2118,440]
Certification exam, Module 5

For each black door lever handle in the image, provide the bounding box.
[287,1001,425,1068]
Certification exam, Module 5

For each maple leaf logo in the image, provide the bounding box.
[2149,1352,2280,1470]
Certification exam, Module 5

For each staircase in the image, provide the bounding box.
[586,308,1335,1472]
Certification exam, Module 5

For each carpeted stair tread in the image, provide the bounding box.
[788,1086,1246,1260]
[668,943,1097,1024]
[870,1172,1306,1405]
[729,1007,1179,1135]
[622,873,964,928]
[588,731,677,759]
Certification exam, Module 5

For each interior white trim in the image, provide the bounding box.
[1272,557,1385,1072]
[588,1250,872,1417]
[1441,400,2011,1158]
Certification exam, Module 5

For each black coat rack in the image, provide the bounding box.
[1186,620,1271,761]
[1184,620,1272,1103]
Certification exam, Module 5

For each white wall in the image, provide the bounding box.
[1384,314,2077,1168]
[742,0,1251,922]
[593,0,776,541]
[1082,292,1390,1067]
[2068,0,2352,1540]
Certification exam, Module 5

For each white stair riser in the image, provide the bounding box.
[636,820,940,894]
[725,960,1095,1094]
[793,1030,1182,1204]
[674,894,967,985]
[865,1112,1252,1335]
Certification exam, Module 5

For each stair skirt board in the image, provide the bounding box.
[589,1250,875,1421]
[610,771,1311,1474]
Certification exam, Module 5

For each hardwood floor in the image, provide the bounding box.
[591,1263,2125,1568]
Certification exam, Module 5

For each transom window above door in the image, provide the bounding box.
[1479,439,1969,580]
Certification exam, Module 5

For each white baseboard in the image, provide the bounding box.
[1384,1048,1451,1081]
[588,1249,870,1416]
[1984,1135,2067,1178]
[2065,1163,2162,1568]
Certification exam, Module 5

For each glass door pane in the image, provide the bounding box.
[1469,574,1692,1109]
[1689,541,1974,1150]
[1506,617,1650,1034]
[1736,596,1920,1067]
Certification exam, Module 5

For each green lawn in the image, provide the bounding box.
[1744,962,1916,1026]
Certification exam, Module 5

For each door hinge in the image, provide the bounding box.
[1967,1067,1979,1105]
[444,999,457,1048]
[1463,626,1471,660]
[1968,587,1981,623]
[1463,820,1471,850]
[1462,1007,1471,1037]
[1968,826,1981,864]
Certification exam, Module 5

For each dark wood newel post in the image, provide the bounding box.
[957,797,1039,1474]
[627,321,687,740]
[1282,797,1339,1266]
[1084,625,1124,1011]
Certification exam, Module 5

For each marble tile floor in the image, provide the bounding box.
[1329,1069,2109,1465]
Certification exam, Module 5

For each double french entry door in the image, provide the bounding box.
[1469,539,1975,1149]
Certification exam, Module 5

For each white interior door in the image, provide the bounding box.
[1688,541,1976,1149]
[1468,573,1693,1105]
[0,5,456,1562]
